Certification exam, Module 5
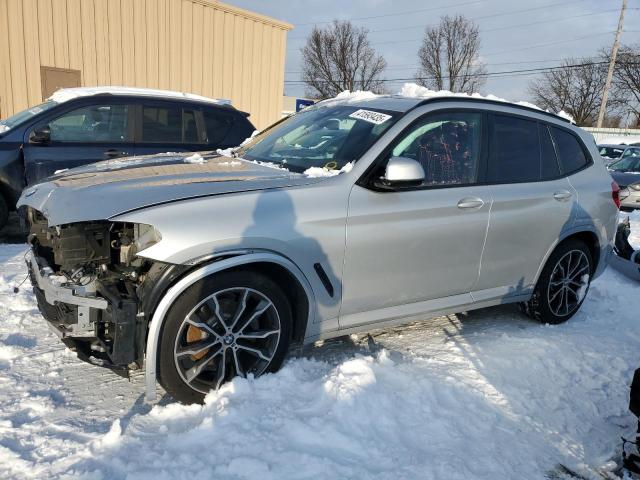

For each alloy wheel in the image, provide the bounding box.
[173,287,281,394]
[546,249,590,317]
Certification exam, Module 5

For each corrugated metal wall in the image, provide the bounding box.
[0,0,291,129]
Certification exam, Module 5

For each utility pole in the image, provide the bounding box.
[597,0,627,128]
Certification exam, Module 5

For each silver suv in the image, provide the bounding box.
[19,95,619,404]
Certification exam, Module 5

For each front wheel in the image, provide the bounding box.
[158,270,292,404]
[522,239,593,324]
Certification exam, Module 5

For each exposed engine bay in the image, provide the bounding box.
[25,207,182,374]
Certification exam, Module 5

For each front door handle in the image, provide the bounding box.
[457,197,485,209]
[104,149,128,158]
[553,190,573,201]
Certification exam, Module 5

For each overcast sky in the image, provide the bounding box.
[230,0,639,102]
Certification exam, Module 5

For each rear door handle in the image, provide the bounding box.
[104,149,128,158]
[553,190,573,201]
[457,197,485,209]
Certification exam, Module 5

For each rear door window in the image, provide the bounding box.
[488,115,540,183]
[141,104,205,144]
[549,126,589,174]
[141,105,182,143]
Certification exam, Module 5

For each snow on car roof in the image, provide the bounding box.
[48,86,230,105]
[316,82,575,123]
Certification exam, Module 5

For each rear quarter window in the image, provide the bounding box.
[550,126,590,174]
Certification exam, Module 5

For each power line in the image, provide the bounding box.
[288,0,592,35]
[284,60,640,85]
[292,0,484,27]
[289,3,632,41]
[285,58,595,76]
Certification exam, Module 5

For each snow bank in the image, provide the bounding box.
[1,217,640,479]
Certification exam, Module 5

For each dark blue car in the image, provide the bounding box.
[0,87,255,229]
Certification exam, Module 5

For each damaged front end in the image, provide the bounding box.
[25,208,178,374]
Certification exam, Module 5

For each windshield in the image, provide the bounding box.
[598,146,624,159]
[609,154,640,173]
[0,100,58,133]
[236,105,399,173]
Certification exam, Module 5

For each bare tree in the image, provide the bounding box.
[415,15,486,94]
[301,20,387,99]
[528,58,618,126]
[612,44,640,127]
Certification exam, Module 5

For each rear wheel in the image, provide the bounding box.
[158,270,292,404]
[522,239,592,324]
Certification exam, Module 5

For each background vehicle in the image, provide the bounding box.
[608,148,640,191]
[0,87,255,230]
[620,181,640,211]
[598,143,627,163]
[18,95,619,404]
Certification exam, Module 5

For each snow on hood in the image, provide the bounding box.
[48,86,228,105]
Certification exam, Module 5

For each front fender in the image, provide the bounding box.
[144,252,316,401]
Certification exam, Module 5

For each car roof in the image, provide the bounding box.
[48,86,231,107]
[323,94,572,123]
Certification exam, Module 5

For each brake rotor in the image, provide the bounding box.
[186,325,209,360]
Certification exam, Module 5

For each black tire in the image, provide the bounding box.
[522,239,593,325]
[0,195,8,232]
[158,270,292,404]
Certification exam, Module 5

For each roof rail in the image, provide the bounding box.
[415,96,571,123]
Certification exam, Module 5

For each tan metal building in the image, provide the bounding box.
[0,0,292,129]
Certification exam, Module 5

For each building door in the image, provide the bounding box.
[40,66,81,99]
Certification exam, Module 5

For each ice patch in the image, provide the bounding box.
[184,153,206,164]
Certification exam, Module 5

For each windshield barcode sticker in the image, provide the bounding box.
[348,109,392,125]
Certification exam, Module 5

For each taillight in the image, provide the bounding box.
[611,181,621,209]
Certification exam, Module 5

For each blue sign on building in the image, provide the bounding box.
[295,99,315,112]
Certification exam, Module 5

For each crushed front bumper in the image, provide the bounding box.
[26,252,142,372]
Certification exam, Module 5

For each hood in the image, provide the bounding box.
[18,151,324,226]
[609,170,640,189]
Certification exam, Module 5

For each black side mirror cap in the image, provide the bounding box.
[30,125,51,144]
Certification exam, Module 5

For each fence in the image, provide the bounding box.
[583,127,640,144]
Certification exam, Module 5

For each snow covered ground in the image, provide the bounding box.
[0,214,639,480]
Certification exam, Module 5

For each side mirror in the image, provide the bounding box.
[382,156,425,187]
[30,125,51,144]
